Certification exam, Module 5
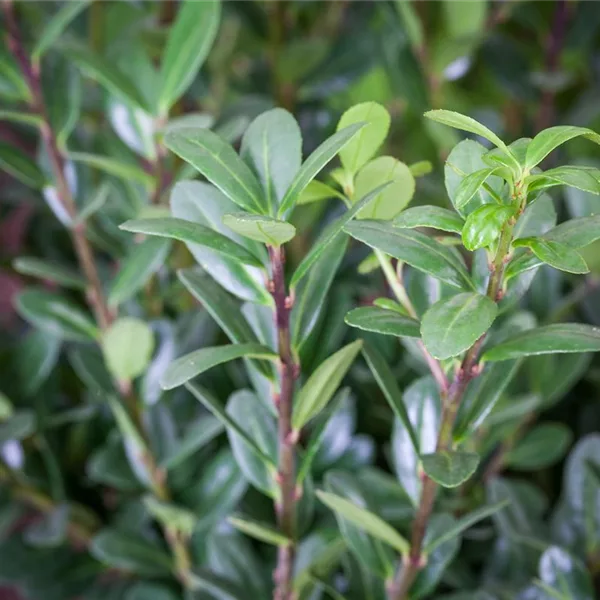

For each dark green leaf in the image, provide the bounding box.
[67,152,153,186]
[0,142,45,188]
[536,546,594,600]
[345,306,420,338]
[527,166,600,195]
[13,257,85,289]
[506,424,572,470]
[544,214,600,249]
[462,204,514,251]
[188,568,247,600]
[344,220,473,290]
[421,292,498,360]
[454,167,500,210]
[483,323,600,361]
[228,515,290,546]
[0,411,36,444]
[513,237,589,274]
[394,206,464,234]
[421,451,480,488]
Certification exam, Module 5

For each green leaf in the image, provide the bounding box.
[222,213,296,246]
[483,323,600,361]
[421,292,497,360]
[316,490,409,555]
[126,583,179,600]
[14,330,61,397]
[424,500,510,553]
[373,297,409,315]
[102,318,155,381]
[66,43,148,111]
[421,451,480,488]
[0,392,13,421]
[161,344,277,390]
[0,142,46,188]
[13,257,86,289]
[290,182,390,287]
[0,110,42,127]
[505,424,572,470]
[344,220,473,290]
[187,386,276,475]
[537,546,595,600]
[90,529,172,576]
[0,411,36,443]
[67,152,153,186]
[240,108,302,212]
[278,123,366,216]
[424,110,514,159]
[143,496,196,536]
[120,217,263,267]
[525,125,600,169]
[527,166,600,195]
[32,1,91,62]
[462,204,515,251]
[361,341,419,454]
[292,340,363,431]
[228,515,290,546]
[297,180,345,205]
[544,214,600,249]
[345,306,420,338]
[189,568,248,600]
[23,504,69,548]
[394,206,464,234]
[158,0,221,113]
[15,289,99,341]
[108,238,171,307]
[165,127,265,213]
[454,167,500,210]
[353,157,415,220]
[337,102,391,175]
[513,237,589,274]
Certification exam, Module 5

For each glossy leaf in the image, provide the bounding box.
[15,289,99,341]
[316,490,409,555]
[462,204,514,251]
[278,123,366,216]
[454,167,500,210]
[483,323,600,361]
[513,237,589,274]
[421,451,480,488]
[337,102,390,175]
[421,292,497,360]
[161,343,277,390]
[525,125,600,169]
[222,213,296,246]
[158,0,221,113]
[228,516,290,546]
[528,166,600,195]
[344,220,473,290]
[240,108,302,212]
[394,206,464,234]
[120,217,263,267]
[345,306,420,338]
[292,340,363,431]
[165,127,265,213]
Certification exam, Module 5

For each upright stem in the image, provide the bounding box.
[4,1,192,585]
[388,219,516,600]
[269,245,297,600]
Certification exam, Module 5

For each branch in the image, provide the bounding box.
[269,245,298,600]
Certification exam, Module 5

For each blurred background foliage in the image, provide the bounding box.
[1,1,600,599]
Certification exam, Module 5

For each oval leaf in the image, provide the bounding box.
[513,237,589,274]
[394,206,464,234]
[222,213,296,246]
[525,125,600,169]
[462,204,514,251]
[421,451,480,488]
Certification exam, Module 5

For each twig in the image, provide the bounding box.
[268,245,298,600]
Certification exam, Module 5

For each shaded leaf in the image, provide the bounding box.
[421,451,480,488]
[345,306,420,338]
[222,213,295,246]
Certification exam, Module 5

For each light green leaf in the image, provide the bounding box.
[421,451,480,487]
[108,238,171,307]
[362,341,419,454]
[462,204,514,251]
[222,213,296,246]
[161,344,277,390]
[158,0,221,113]
[297,179,346,205]
[483,323,600,361]
[424,500,510,553]
[353,156,415,220]
[345,306,420,338]
[424,110,513,159]
[120,217,263,267]
[13,257,85,289]
[15,288,99,341]
[527,166,600,195]
[292,340,363,431]
[344,220,473,290]
[337,102,391,175]
[67,152,153,186]
[228,515,290,546]
[513,237,589,274]
[421,292,497,360]
[0,141,46,188]
[394,206,464,234]
[0,110,42,127]
[32,1,91,61]
[66,43,148,111]
[525,125,600,169]
[165,127,265,213]
[144,496,196,536]
[278,123,366,216]
[0,392,13,421]
[102,318,155,381]
[240,108,302,212]
[290,182,390,287]
[316,490,409,555]
[454,167,500,210]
